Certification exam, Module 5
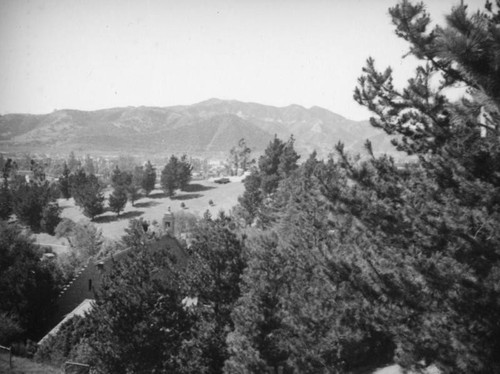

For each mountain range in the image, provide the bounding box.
[0,98,399,159]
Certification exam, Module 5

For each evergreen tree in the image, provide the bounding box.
[161,156,179,197]
[313,1,500,372]
[30,159,46,182]
[128,165,144,206]
[67,151,80,173]
[0,221,61,338]
[11,180,57,232]
[180,212,246,373]
[55,219,103,276]
[259,136,287,194]
[121,218,153,250]
[108,187,127,217]
[87,247,193,373]
[59,162,71,199]
[110,166,132,190]
[228,166,393,373]
[0,180,12,221]
[237,172,262,225]
[177,155,193,191]
[0,158,15,221]
[278,136,300,178]
[40,202,61,235]
[71,171,104,221]
[225,233,288,373]
[142,161,156,196]
[238,135,300,225]
[228,138,254,175]
[71,220,103,258]
[83,154,95,175]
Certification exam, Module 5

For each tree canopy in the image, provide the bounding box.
[161,155,193,197]
[228,1,500,373]
[0,221,60,341]
[142,161,157,196]
[70,170,105,221]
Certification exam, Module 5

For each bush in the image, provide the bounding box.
[0,312,24,345]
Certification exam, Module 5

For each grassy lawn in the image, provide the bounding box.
[0,355,62,373]
[35,179,245,246]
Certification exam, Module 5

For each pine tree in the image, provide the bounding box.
[333,1,500,372]
[177,155,193,191]
[108,187,127,217]
[142,161,156,196]
[40,202,61,235]
[83,154,95,175]
[238,135,300,225]
[111,166,132,190]
[67,151,80,173]
[87,247,193,373]
[0,221,60,338]
[259,136,286,194]
[11,180,56,232]
[161,156,179,197]
[127,165,144,206]
[30,159,46,182]
[0,180,12,221]
[71,171,104,221]
[59,162,71,199]
[237,172,262,224]
[180,212,246,373]
[228,138,254,175]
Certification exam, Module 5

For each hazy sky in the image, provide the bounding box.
[0,0,485,120]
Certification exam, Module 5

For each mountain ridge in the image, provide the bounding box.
[0,99,399,159]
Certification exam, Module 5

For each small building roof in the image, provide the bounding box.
[38,299,94,345]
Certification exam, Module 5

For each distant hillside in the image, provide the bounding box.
[0,99,400,158]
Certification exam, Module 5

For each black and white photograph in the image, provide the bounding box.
[0,0,498,373]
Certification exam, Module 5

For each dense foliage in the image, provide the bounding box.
[180,212,246,373]
[238,135,300,225]
[228,138,255,175]
[88,249,194,373]
[0,221,61,341]
[70,169,105,220]
[58,162,71,199]
[142,160,157,196]
[6,2,500,373]
[11,180,61,233]
[228,1,500,373]
[55,219,104,281]
[108,186,127,216]
[161,155,193,196]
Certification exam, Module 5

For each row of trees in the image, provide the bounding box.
[108,162,156,216]
[1,152,193,225]
[61,155,192,219]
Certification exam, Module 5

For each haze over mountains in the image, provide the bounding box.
[0,98,399,159]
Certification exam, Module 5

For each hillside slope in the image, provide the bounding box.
[0,99,398,158]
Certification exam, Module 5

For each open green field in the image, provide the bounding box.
[35,179,245,248]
